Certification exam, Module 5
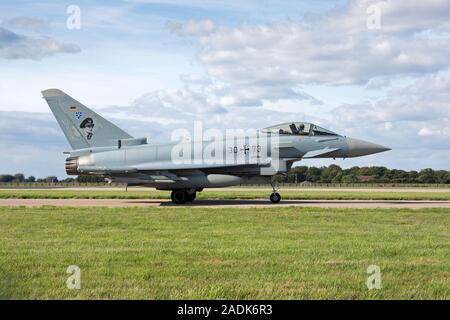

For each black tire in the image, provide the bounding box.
[270,192,281,203]
[171,190,188,204]
[187,192,197,202]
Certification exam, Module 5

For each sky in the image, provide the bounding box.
[1,0,450,178]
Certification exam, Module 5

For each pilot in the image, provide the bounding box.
[298,123,306,135]
[80,117,94,140]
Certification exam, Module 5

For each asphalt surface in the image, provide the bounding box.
[1,198,450,208]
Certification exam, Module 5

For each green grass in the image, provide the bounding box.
[1,189,450,200]
[0,206,449,299]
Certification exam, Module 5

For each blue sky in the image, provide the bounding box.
[1,0,450,178]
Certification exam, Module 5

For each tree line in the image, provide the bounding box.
[0,174,104,183]
[1,165,450,184]
[274,165,450,184]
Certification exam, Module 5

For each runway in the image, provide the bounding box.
[2,187,450,193]
[1,198,450,208]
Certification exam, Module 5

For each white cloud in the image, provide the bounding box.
[330,75,450,152]
[369,0,450,33]
[167,19,216,36]
[1,16,49,31]
[418,127,442,137]
[172,0,450,87]
[0,111,63,144]
[158,0,450,122]
[334,75,450,123]
[366,77,391,90]
[0,26,80,60]
[120,72,322,116]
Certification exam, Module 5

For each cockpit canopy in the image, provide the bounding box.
[262,122,340,136]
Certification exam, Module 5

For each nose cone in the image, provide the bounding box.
[346,138,391,157]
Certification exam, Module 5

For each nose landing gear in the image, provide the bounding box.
[270,192,281,203]
[270,179,281,203]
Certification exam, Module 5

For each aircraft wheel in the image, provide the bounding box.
[270,192,281,203]
[187,192,197,202]
[171,190,188,204]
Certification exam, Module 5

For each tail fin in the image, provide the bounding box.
[42,89,132,149]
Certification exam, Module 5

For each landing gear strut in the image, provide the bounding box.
[270,179,281,203]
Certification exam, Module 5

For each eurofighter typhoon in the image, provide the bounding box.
[42,89,390,204]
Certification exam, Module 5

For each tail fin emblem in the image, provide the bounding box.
[80,117,94,140]
[75,111,83,120]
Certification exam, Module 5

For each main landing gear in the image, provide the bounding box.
[270,179,281,203]
[170,190,197,204]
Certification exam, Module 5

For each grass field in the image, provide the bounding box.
[1,189,450,200]
[0,206,449,299]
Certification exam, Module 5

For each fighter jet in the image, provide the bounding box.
[42,89,390,204]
